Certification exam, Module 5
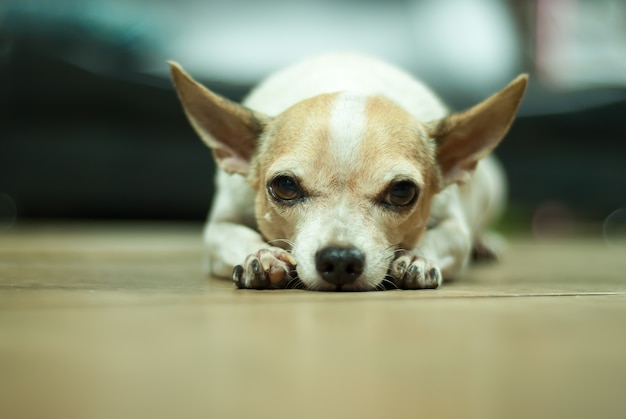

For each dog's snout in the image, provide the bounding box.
[315,246,365,286]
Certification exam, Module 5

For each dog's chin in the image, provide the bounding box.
[298,276,385,292]
[292,243,394,292]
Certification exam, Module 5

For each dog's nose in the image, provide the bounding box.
[315,246,365,286]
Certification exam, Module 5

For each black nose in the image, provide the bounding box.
[315,246,365,286]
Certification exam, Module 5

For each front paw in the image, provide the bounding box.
[387,251,442,289]
[232,248,297,289]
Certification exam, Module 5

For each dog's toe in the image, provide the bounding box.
[388,253,442,290]
[232,265,245,288]
[233,248,297,290]
[246,255,272,289]
[403,259,426,289]
[425,266,442,289]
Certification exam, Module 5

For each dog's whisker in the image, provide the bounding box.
[381,276,399,290]
[285,275,306,290]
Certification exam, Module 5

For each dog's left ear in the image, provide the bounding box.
[169,62,268,176]
[428,74,528,186]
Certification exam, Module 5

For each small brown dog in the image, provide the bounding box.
[170,53,527,291]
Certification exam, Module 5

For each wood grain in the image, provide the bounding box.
[1,222,625,419]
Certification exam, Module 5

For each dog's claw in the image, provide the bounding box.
[396,260,407,275]
[232,265,245,288]
[251,258,262,274]
[233,248,297,290]
[429,268,439,282]
[388,251,442,290]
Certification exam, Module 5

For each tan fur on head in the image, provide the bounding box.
[250,93,442,253]
[249,93,336,191]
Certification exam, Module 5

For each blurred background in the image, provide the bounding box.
[1,0,625,238]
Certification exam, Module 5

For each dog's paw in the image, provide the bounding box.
[387,251,442,290]
[232,248,297,289]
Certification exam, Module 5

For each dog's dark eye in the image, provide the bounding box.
[385,180,419,207]
[269,175,304,202]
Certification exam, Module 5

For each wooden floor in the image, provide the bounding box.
[1,222,625,419]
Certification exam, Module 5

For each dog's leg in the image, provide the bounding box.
[387,224,471,289]
[205,221,297,289]
[417,217,472,277]
[388,210,472,289]
[204,220,268,277]
[203,171,298,289]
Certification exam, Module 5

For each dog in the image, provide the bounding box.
[169,53,527,291]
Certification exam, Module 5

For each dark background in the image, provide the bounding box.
[1,0,625,234]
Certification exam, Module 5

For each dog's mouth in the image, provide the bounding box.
[284,273,394,292]
[289,234,396,292]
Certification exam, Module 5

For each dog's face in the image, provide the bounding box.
[169,62,527,290]
[250,93,441,290]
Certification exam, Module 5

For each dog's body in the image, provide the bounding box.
[170,53,527,291]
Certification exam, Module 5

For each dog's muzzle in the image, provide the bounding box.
[315,246,365,288]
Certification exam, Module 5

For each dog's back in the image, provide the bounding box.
[244,53,448,122]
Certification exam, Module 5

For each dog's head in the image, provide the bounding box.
[170,62,527,290]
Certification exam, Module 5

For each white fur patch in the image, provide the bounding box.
[328,93,367,172]
[291,202,393,291]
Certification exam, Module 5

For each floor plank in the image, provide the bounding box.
[1,222,625,419]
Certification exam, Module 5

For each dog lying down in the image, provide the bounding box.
[169,53,527,291]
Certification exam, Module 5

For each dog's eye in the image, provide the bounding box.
[385,181,419,207]
[269,175,304,202]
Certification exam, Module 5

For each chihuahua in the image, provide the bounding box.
[169,53,527,291]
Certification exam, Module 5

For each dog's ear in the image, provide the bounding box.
[169,62,268,176]
[428,74,528,186]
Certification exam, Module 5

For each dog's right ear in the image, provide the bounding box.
[169,62,268,176]
[427,74,528,186]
